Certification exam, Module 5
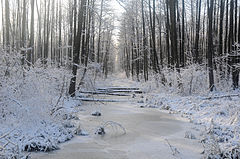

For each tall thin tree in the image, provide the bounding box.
[207,0,215,91]
[5,0,10,51]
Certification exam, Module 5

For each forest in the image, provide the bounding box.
[0,0,240,158]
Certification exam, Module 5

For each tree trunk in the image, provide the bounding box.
[238,6,240,43]
[97,0,104,63]
[81,4,87,65]
[207,0,215,91]
[224,0,229,53]
[231,0,239,89]
[90,0,95,62]
[194,0,202,64]
[5,0,10,50]
[169,0,179,70]
[151,0,160,73]
[165,0,171,67]
[228,0,234,53]
[218,0,225,78]
[50,0,55,63]
[59,2,62,65]
[180,0,185,67]
[219,0,225,57]
[21,0,27,65]
[69,0,87,97]
[142,0,148,81]
[234,0,237,42]
[28,0,35,65]
[68,0,73,66]
[238,6,240,44]
[1,0,5,48]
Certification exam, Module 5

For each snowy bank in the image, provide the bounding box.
[0,51,81,158]
[140,66,240,158]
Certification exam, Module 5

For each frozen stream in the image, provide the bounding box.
[32,78,203,159]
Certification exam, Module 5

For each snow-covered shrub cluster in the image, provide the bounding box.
[0,50,78,157]
[142,65,232,95]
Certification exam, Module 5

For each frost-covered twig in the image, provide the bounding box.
[165,139,181,157]
[7,97,24,107]
[0,129,21,158]
[189,70,194,95]
[0,129,15,140]
[51,76,66,115]
[103,121,126,134]
[51,107,64,116]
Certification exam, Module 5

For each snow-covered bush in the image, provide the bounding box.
[0,49,78,157]
[142,64,233,95]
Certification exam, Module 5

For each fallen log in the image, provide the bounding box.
[79,91,131,96]
[97,87,140,91]
[77,98,129,102]
[80,90,143,94]
[108,90,143,94]
[104,93,131,96]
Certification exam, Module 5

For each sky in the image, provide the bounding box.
[110,0,125,16]
[109,0,125,44]
[109,0,125,69]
